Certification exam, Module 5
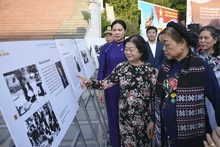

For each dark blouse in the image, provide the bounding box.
[162,59,220,147]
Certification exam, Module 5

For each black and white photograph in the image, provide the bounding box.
[94,44,102,54]
[81,50,89,64]
[97,55,100,64]
[74,56,81,72]
[55,61,69,89]
[93,44,103,65]
[89,45,92,57]
[3,64,47,116]
[25,101,61,147]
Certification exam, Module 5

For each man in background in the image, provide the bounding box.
[146,26,166,69]
[103,25,113,43]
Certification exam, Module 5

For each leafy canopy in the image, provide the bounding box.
[103,0,186,36]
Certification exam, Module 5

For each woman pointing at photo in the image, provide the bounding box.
[77,35,157,147]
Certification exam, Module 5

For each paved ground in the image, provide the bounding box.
[0,90,109,147]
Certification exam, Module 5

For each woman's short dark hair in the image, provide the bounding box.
[111,20,127,31]
[160,21,197,48]
[199,26,220,56]
[124,35,148,62]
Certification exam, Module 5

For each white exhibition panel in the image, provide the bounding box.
[75,39,95,78]
[88,38,106,69]
[55,39,87,100]
[0,40,79,147]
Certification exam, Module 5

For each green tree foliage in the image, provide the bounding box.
[105,0,187,35]
[144,0,186,20]
[101,11,111,37]
[124,19,140,36]
[170,0,186,20]
[144,0,172,7]
[105,0,141,36]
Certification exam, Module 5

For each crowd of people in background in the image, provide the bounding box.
[77,20,220,147]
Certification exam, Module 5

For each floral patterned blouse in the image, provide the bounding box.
[195,50,220,85]
[90,61,157,147]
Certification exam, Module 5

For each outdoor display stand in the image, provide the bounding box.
[88,89,108,145]
[56,38,108,146]
[78,94,100,147]
[92,89,108,134]
[0,40,79,147]
[70,117,87,147]
[0,39,108,147]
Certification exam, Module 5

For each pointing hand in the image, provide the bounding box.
[76,75,92,88]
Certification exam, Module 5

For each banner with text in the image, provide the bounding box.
[138,0,178,40]
[186,0,220,29]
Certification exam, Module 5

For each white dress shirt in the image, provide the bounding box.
[148,41,157,58]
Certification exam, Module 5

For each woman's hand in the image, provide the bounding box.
[204,127,220,147]
[98,90,105,104]
[76,75,92,88]
[147,121,155,139]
